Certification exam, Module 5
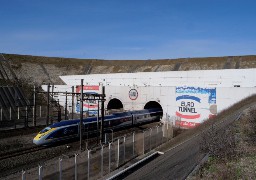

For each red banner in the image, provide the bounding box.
[175,111,201,119]
[175,120,200,128]
[76,85,99,93]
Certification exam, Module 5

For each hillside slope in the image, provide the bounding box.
[1,53,256,85]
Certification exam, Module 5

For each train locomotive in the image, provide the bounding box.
[33,108,162,146]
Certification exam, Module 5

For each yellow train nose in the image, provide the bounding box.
[33,133,44,145]
[33,138,40,145]
[34,134,42,141]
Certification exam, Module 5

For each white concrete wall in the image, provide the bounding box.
[105,86,256,128]
[42,68,256,128]
[42,84,256,128]
[105,86,176,112]
[216,87,256,111]
[60,69,256,87]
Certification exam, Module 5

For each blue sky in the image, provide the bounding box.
[0,0,256,60]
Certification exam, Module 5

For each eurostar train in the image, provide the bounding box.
[33,108,162,146]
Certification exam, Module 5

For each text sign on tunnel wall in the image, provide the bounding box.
[175,87,217,128]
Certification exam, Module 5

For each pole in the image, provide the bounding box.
[87,101,89,141]
[58,99,61,122]
[117,138,120,167]
[101,145,104,177]
[143,131,145,155]
[14,107,16,129]
[167,122,169,139]
[9,107,11,121]
[71,86,74,120]
[149,128,152,151]
[87,101,89,118]
[39,106,41,118]
[32,106,34,123]
[133,132,135,157]
[111,129,114,142]
[157,126,159,146]
[33,85,37,126]
[74,154,78,180]
[123,136,126,163]
[38,165,42,180]
[108,143,111,173]
[97,100,100,144]
[100,86,105,143]
[65,91,68,120]
[161,124,163,145]
[47,84,50,126]
[22,170,26,180]
[25,106,28,127]
[59,158,62,180]
[18,107,20,120]
[51,85,54,124]
[23,107,26,127]
[88,150,90,180]
[80,79,84,151]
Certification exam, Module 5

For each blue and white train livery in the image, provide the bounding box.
[33,108,162,146]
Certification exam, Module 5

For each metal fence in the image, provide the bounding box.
[21,123,173,180]
[0,105,79,129]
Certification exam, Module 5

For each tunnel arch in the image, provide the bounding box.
[107,98,124,110]
[144,101,163,116]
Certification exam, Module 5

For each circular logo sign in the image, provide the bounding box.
[129,89,138,100]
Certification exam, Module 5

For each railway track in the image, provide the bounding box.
[0,121,163,179]
[0,122,161,161]
[0,146,47,161]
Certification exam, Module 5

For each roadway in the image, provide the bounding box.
[122,132,204,180]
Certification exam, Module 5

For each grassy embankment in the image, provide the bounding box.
[189,95,256,179]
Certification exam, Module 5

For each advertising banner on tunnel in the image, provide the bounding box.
[75,85,100,116]
[175,87,217,128]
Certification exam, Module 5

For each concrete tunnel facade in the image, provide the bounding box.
[42,69,256,129]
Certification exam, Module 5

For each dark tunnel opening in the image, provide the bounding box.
[107,98,124,110]
[144,101,163,117]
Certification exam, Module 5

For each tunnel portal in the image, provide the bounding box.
[144,101,163,117]
[107,98,123,110]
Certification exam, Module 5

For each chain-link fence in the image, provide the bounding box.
[21,123,173,180]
